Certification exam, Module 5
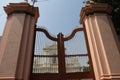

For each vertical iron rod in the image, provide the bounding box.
[57,33,66,80]
[30,24,37,79]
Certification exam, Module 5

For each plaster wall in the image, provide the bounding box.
[0,13,26,77]
[84,13,120,80]
[0,3,39,80]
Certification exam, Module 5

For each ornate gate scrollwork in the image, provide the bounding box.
[31,26,95,80]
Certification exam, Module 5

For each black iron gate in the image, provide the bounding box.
[31,26,95,80]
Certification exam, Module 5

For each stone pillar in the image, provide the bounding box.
[0,3,39,80]
[80,4,120,80]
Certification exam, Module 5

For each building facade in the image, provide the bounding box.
[32,43,89,73]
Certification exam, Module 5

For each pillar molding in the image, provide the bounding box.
[80,3,112,24]
[4,3,39,23]
[80,3,120,80]
[0,3,39,80]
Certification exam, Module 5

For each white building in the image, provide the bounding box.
[33,43,89,73]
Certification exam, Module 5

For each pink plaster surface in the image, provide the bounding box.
[81,4,120,80]
[0,3,39,80]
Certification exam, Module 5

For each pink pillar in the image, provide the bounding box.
[80,4,120,80]
[0,3,39,80]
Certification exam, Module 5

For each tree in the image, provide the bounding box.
[86,0,120,35]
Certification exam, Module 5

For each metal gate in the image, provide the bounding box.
[31,26,95,80]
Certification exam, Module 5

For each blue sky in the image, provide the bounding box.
[0,0,85,36]
[0,0,21,36]
[0,0,89,67]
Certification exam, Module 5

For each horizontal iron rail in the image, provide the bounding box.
[34,55,58,57]
[66,72,93,79]
[31,72,93,80]
[34,54,88,57]
[65,54,88,57]
[31,73,59,80]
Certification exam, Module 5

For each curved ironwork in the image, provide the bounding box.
[31,26,95,80]
[63,27,85,41]
[35,27,58,41]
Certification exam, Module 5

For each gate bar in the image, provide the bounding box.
[57,33,66,80]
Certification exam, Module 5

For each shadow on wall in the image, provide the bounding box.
[0,36,1,39]
[118,35,120,41]
[0,36,2,43]
[118,35,120,46]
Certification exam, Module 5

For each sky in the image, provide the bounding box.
[0,0,89,67]
[0,0,85,36]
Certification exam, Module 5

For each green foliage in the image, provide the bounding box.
[93,0,120,35]
[83,66,90,72]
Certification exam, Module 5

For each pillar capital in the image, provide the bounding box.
[4,3,39,22]
[80,3,112,24]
